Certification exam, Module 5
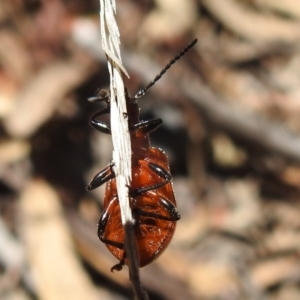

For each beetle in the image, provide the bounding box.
[87,39,197,271]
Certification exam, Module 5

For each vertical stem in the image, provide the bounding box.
[99,1,149,299]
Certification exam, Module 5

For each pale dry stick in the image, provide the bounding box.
[99,1,149,299]
[4,61,94,138]
[200,0,300,45]
[255,0,300,19]
[19,180,99,300]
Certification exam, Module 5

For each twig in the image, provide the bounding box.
[179,76,300,165]
[255,0,300,19]
[99,1,149,299]
[124,222,149,300]
[200,0,300,45]
[4,61,94,138]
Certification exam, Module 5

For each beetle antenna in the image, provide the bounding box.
[135,38,197,99]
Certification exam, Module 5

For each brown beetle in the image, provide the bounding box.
[87,39,197,271]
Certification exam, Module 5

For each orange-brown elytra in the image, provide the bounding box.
[87,39,197,271]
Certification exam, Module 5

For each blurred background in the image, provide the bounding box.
[1,0,300,299]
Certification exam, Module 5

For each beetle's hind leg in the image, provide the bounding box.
[133,196,180,222]
[129,162,172,197]
[98,205,126,272]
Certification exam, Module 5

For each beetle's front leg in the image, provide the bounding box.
[90,107,111,134]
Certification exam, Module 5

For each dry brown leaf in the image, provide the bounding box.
[140,0,197,42]
[201,0,300,44]
[19,179,98,300]
[4,59,94,138]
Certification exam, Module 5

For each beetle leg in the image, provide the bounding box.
[130,118,162,134]
[97,206,126,272]
[158,197,181,220]
[134,197,180,222]
[98,212,125,272]
[90,107,111,134]
[98,236,124,249]
[148,162,172,181]
[87,163,115,191]
[111,258,125,272]
[97,207,124,249]
[88,89,110,103]
[99,236,124,250]
[130,162,172,197]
